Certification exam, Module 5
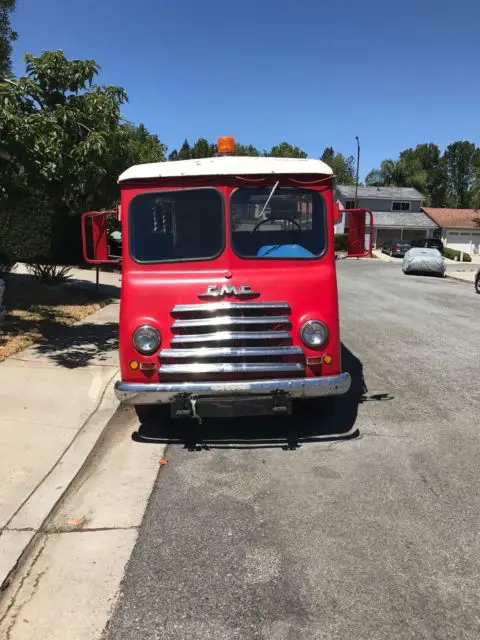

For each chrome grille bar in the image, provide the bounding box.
[167,299,304,379]
[171,331,291,345]
[172,315,290,329]
[160,362,304,374]
[172,302,290,314]
[159,346,303,359]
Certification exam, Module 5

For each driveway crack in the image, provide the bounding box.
[1,535,47,637]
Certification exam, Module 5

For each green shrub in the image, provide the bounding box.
[444,248,472,262]
[0,195,52,263]
[26,263,73,285]
[0,249,16,277]
[0,191,83,266]
[335,233,348,252]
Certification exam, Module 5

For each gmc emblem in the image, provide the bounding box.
[199,284,259,299]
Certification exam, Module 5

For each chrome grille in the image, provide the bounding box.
[160,301,305,379]
[172,315,290,329]
[171,331,291,345]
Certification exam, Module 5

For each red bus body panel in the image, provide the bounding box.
[118,176,341,385]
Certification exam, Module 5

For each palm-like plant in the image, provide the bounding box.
[365,159,407,186]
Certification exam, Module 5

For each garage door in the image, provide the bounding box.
[375,229,398,248]
[446,231,480,254]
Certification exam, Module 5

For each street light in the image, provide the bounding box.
[354,136,360,208]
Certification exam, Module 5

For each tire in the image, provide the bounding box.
[475,274,480,294]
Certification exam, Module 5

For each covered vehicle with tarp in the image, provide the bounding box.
[402,247,446,276]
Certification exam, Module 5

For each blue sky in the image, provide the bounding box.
[11,0,480,177]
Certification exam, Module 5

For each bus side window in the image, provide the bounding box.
[152,200,176,235]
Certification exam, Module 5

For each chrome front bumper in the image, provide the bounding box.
[114,372,351,405]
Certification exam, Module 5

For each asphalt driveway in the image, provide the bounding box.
[106,261,480,640]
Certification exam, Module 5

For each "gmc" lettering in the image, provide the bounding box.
[199,284,258,299]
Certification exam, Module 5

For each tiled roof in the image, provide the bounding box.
[337,185,424,200]
[422,207,480,229]
[371,211,438,228]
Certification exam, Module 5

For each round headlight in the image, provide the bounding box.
[300,320,328,348]
[133,325,161,355]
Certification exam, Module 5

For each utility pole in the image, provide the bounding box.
[354,136,360,208]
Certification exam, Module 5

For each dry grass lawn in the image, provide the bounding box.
[0,275,111,361]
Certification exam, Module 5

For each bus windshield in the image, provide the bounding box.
[230,187,326,259]
[129,189,224,263]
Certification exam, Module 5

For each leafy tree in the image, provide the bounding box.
[398,143,446,206]
[471,184,480,210]
[235,143,260,156]
[0,51,164,262]
[191,137,215,159]
[442,141,480,208]
[178,139,192,160]
[0,0,17,78]
[119,123,166,165]
[103,122,166,202]
[1,51,127,208]
[367,143,447,204]
[267,142,307,158]
[365,159,407,187]
[365,141,480,208]
[320,147,355,184]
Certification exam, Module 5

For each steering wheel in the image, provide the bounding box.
[252,217,302,234]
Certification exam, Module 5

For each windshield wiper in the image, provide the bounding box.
[257,181,280,220]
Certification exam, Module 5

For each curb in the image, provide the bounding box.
[0,372,120,590]
[446,274,475,285]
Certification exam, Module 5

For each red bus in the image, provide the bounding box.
[83,137,372,421]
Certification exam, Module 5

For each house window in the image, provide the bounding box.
[392,201,410,211]
[345,200,355,209]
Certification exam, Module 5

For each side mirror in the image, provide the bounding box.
[81,209,121,264]
[342,208,374,258]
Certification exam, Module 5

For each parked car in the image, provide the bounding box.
[410,238,444,255]
[402,247,446,277]
[381,240,412,257]
[475,268,480,294]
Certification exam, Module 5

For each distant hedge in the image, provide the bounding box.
[444,247,472,262]
[0,195,83,265]
[335,233,348,252]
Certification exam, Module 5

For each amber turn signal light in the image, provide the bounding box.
[306,354,333,366]
[129,360,140,370]
[217,136,236,155]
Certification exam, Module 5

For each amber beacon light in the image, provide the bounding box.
[217,136,236,155]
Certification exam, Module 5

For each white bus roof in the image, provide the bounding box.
[118,155,333,183]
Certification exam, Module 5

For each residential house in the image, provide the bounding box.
[422,208,480,255]
[335,185,438,249]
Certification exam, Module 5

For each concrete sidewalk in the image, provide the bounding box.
[0,301,120,588]
[447,270,476,284]
[13,263,121,297]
